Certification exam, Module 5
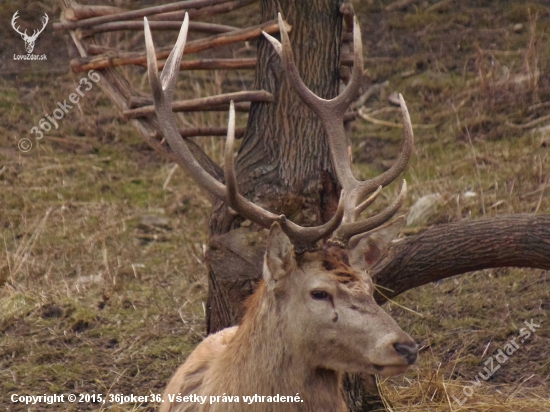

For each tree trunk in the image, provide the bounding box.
[372,214,550,304]
[206,0,343,334]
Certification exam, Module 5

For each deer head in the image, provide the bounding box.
[257,221,418,378]
[144,11,417,384]
[12,11,49,54]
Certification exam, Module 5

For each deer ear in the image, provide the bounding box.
[264,222,296,290]
[348,216,405,273]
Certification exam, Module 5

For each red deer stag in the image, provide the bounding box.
[144,12,417,412]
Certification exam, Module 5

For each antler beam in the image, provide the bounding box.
[263,13,414,245]
[144,15,345,250]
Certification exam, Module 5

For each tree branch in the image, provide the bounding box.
[77,21,239,39]
[54,0,235,30]
[372,214,550,304]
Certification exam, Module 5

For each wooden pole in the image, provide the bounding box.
[124,90,273,118]
[154,127,247,139]
[128,96,252,112]
[157,57,256,71]
[64,5,127,21]
[150,0,257,21]
[71,20,287,72]
[77,21,239,39]
[53,0,236,30]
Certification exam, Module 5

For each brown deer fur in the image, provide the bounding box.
[160,221,417,412]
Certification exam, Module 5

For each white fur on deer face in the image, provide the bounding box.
[264,221,418,378]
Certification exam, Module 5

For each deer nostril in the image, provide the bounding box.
[393,342,418,365]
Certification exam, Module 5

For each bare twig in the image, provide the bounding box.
[158,127,247,139]
[358,107,436,129]
[505,113,550,129]
[163,164,179,190]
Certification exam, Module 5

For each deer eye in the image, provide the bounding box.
[311,290,330,300]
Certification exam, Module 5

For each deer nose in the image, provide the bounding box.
[393,342,418,365]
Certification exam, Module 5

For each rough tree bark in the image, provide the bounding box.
[372,214,550,303]
[206,0,343,333]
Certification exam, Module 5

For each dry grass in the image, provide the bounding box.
[1,0,549,411]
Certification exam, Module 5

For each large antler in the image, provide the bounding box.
[144,15,345,251]
[263,14,414,246]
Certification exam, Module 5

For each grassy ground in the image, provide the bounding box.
[1,0,549,411]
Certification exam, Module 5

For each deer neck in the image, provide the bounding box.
[210,282,345,412]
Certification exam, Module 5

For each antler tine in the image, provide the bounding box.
[354,93,414,201]
[159,14,188,102]
[262,14,326,117]
[263,13,364,118]
[144,18,162,106]
[222,101,282,228]
[224,101,346,247]
[334,180,407,243]
[354,185,382,218]
[331,15,364,113]
[145,16,226,203]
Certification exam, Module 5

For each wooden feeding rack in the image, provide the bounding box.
[55,0,356,164]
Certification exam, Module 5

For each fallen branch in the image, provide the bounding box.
[340,53,354,66]
[157,57,256,71]
[54,0,234,30]
[77,21,239,39]
[74,55,256,72]
[150,0,257,21]
[505,113,550,129]
[155,127,247,139]
[71,19,286,72]
[128,95,252,111]
[352,81,389,110]
[372,214,550,304]
[58,0,224,184]
[64,5,127,21]
[124,90,273,118]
